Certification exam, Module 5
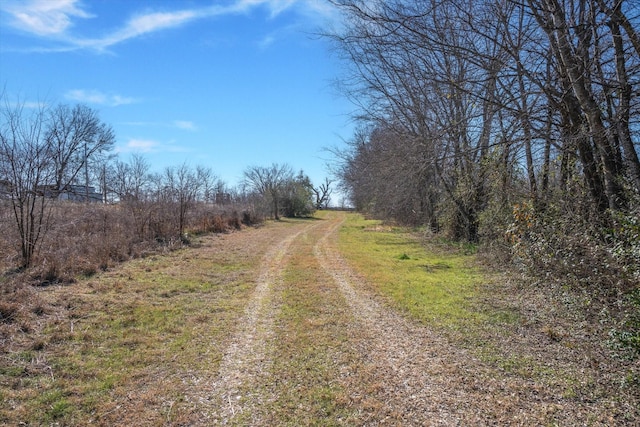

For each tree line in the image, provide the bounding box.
[327,0,639,252]
[327,0,639,358]
[0,96,332,275]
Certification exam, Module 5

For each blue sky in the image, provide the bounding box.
[0,0,352,195]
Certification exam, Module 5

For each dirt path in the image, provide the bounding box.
[313,213,543,425]
[5,212,631,425]
[206,219,325,424]
[204,214,620,426]
[204,212,574,426]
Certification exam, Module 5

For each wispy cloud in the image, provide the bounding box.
[65,89,137,106]
[173,120,197,131]
[258,34,277,49]
[115,137,191,154]
[1,0,93,36]
[80,9,201,51]
[1,0,338,52]
[115,138,158,154]
[120,120,198,131]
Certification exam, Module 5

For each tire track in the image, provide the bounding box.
[207,221,312,424]
[313,214,558,425]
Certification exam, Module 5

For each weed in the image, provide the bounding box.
[609,288,640,360]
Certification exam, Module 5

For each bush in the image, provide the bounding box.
[227,211,241,230]
[506,195,640,371]
[0,200,262,284]
[608,208,640,281]
[506,201,627,291]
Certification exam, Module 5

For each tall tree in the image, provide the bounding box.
[329,0,639,239]
[0,99,53,268]
[46,104,115,200]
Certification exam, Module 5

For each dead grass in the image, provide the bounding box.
[0,201,259,285]
[0,221,279,426]
[2,211,637,426]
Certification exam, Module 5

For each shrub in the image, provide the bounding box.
[608,208,640,281]
[227,211,242,230]
[1,200,262,284]
[210,215,227,233]
[506,196,640,368]
[609,288,640,360]
[506,201,626,291]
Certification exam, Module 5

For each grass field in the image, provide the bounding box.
[1,229,264,425]
[1,211,636,425]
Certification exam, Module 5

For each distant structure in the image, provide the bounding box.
[36,185,103,203]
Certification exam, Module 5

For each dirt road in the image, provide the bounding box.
[12,211,628,425]
[187,211,591,426]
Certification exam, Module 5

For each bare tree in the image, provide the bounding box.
[108,153,150,201]
[328,0,639,240]
[163,163,200,239]
[0,98,53,268]
[242,163,294,220]
[312,178,333,209]
[46,104,115,200]
[106,154,152,239]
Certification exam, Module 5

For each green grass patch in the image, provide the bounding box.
[334,213,594,392]
[338,213,490,331]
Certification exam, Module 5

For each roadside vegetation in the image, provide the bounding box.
[1,211,638,424]
[338,213,639,422]
[338,214,483,330]
[0,221,285,425]
[327,0,640,397]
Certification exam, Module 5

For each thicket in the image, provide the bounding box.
[0,98,268,285]
[242,164,319,220]
[0,200,260,285]
[328,0,640,375]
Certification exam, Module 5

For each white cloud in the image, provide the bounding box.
[174,120,197,131]
[258,34,277,49]
[115,137,191,154]
[116,138,159,154]
[65,89,137,106]
[85,9,200,50]
[1,0,93,36]
[2,0,339,52]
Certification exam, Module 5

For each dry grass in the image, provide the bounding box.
[0,200,260,284]
[1,211,637,426]
[0,220,278,426]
